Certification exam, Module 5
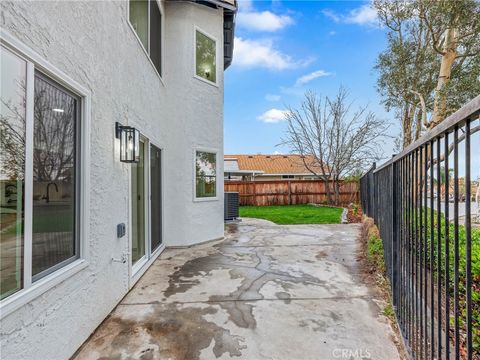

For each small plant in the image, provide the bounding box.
[367,225,386,274]
[383,303,395,321]
[351,203,359,216]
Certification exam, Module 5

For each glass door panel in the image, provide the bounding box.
[131,141,145,265]
[150,145,162,251]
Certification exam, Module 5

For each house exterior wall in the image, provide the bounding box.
[0,1,225,359]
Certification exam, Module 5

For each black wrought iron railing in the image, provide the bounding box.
[360,95,480,360]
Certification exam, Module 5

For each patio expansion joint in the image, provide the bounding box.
[119,294,376,306]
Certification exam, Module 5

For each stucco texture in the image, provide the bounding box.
[0,1,225,359]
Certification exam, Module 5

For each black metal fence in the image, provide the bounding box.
[360,95,480,360]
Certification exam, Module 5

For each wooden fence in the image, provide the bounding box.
[224,180,359,206]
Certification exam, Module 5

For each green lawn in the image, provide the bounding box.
[239,204,343,225]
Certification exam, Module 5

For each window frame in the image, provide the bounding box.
[0,30,91,319]
[127,0,164,82]
[193,148,218,202]
[193,26,219,87]
[128,136,166,286]
[30,71,82,282]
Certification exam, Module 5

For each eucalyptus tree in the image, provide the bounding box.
[374,0,480,148]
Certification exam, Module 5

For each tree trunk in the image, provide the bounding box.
[403,104,413,148]
[324,178,332,205]
[415,107,423,140]
[332,179,340,206]
[430,27,458,128]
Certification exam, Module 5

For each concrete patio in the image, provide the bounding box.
[74,218,400,360]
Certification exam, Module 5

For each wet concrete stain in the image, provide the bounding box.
[162,240,331,333]
[91,304,246,360]
[74,220,400,360]
[316,250,328,259]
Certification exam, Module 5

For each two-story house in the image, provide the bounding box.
[0,0,236,358]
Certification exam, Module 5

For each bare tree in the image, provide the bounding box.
[280,88,389,205]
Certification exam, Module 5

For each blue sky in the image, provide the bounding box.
[224,0,399,159]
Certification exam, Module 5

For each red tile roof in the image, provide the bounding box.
[224,154,330,175]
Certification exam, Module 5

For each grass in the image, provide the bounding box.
[239,204,343,225]
[1,205,73,235]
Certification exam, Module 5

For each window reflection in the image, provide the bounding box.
[196,30,216,83]
[196,151,216,198]
[32,73,78,279]
[0,46,26,299]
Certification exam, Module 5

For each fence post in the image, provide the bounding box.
[371,162,376,220]
[288,180,292,205]
[391,160,398,308]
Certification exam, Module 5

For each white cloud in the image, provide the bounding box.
[322,9,341,23]
[346,4,378,25]
[322,2,378,26]
[295,70,331,87]
[237,0,293,32]
[265,94,281,102]
[257,108,289,123]
[233,37,312,70]
[238,11,294,32]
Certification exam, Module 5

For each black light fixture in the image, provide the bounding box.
[115,122,140,163]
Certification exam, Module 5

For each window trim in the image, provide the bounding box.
[127,0,165,84]
[193,26,219,87]
[31,71,82,283]
[193,147,219,202]
[0,30,91,319]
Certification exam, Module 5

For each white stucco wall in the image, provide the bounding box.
[0,1,225,359]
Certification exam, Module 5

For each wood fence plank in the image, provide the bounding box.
[224,180,359,206]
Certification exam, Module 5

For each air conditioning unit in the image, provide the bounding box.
[224,192,239,221]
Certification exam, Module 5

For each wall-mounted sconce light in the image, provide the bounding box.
[115,122,140,163]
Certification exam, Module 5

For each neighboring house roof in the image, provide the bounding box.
[224,158,264,177]
[224,154,331,176]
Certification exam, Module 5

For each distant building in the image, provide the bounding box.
[224,154,331,181]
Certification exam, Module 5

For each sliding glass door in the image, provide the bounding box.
[131,140,145,266]
[150,144,162,252]
[130,140,162,273]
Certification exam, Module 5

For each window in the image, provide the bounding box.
[32,74,80,280]
[282,175,295,179]
[129,0,162,76]
[1,44,82,301]
[195,29,216,84]
[1,46,26,300]
[195,151,216,198]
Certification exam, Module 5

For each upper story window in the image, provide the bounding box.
[195,151,217,199]
[129,0,162,77]
[1,44,82,301]
[195,29,217,84]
